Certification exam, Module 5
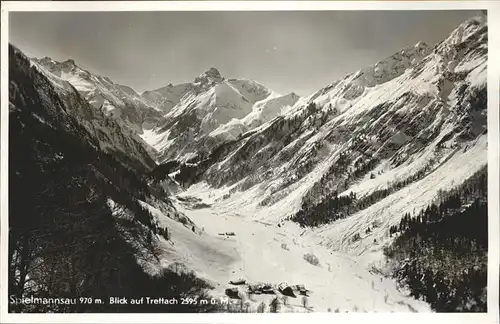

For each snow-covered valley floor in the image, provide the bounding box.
[137,131,487,313]
[142,192,432,313]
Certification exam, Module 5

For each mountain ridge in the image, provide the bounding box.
[31,55,165,135]
[8,14,489,313]
[138,68,302,163]
[155,16,487,232]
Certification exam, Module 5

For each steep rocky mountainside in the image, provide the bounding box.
[35,57,303,165]
[160,16,487,232]
[9,45,218,312]
[140,68,301,163]
[32,56,165,135]
[8,14,489,313]
[149,16,487,312]
[27,57,158,171]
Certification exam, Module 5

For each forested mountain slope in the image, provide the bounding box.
[9,44,221,313]
[8,14,489,314]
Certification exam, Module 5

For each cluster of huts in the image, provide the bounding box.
[225,278,311,299]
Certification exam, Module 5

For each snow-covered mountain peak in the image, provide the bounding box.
[31,54,165,135]
[202,67,222,80]
[418,16,487,84]
[285,92,300,100]
[414,41,428,49]
[35,56,57,66]
[358,40,432,87]
[306,39,433,108]
[140,70,302,162]
[63,58,77,66]
[194,67,224,88]
[11,44,158,171]
[300,18,486,122]
[444,16,486,47]
[34,57,82,74]
[171,15,487,240]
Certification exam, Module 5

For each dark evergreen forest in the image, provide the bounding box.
[8,45,219,313]
[384,167,487,312]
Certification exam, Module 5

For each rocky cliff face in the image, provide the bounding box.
[32,56,165,135]
[8,14,489,313]
[29,52,158,171]
[140,69,301,163]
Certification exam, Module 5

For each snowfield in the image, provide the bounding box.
[134,17,488,312]
[138,200,241,286]
[316,134,487,259]
[143,134,484,313]
[139,69,302,162]
[140,194,432,312]
[21,14,488,314]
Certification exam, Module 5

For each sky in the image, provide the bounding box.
[9,10,480,97]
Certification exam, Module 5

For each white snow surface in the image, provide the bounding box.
[32,56,164,135]
[197,16,487,218]
[139,70,301,161]
[139,194,432,313]
[28,16,487,313]
[317,135,487,259]
[133,17,487,312]
[139,131,485,312]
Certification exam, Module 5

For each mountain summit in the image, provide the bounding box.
[8,15,488,314]
[194,67,224,85]
[161,16,487,228]
[32,56,164,134]
[140,72,301,162]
